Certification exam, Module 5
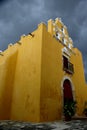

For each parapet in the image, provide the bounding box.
[47,18,74,52]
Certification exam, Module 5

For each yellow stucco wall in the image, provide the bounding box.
[0,45,18,119]
[10,24,44,122]
[0,18,87,122]
[40,23,63,121]
[71,48,87,115]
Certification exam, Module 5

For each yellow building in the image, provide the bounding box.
[0,18,87,122]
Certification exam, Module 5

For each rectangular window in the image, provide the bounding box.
[63,56,68,70]
[63,56,74,74]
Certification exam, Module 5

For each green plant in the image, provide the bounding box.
[83,101,87,116]
[83,108,87,116]
[64,100,77,117]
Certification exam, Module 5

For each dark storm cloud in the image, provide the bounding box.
[0,0,8,5]
[0,0,40,49]
[44,0,80,16]
[0,0,87,80]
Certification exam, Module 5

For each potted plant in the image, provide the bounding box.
[83,108,87,116]
[63,100,77,121]
[83,101,87,116]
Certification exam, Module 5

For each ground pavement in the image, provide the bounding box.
[0,120,87,130]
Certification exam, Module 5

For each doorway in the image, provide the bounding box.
[63,79,74,105]
[63,79,76,119]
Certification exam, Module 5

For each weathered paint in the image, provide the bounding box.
[0,18,87,122]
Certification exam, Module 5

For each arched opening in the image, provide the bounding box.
[63,79,74,104]
[63,79,74,119]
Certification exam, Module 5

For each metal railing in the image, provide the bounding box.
[63,62,74,74]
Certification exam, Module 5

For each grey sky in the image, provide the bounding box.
[0,0,87,81]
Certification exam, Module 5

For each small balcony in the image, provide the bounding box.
[63,62,74,74]
[63,56,74,74]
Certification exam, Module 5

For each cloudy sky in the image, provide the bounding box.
[0,0,87,81]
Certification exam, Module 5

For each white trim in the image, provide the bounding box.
[68,43,72,50]
[61,76,75,91]
[62,47,71,57]
[64,38,67,45]
[62,28,66,34]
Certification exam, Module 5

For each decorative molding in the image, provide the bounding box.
[62,47,71,57]
[8,43,13,47]
[0,50,3,56]
[17,41,21,45]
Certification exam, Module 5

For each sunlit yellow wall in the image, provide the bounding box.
[40,18,87,121]
[10,24,43,122]
[0,45,18,119]
[0,18,87,122]
[40,23,63,121]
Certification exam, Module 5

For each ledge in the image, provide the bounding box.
[72,116,87,120]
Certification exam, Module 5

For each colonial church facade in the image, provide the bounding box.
[0,18,87,122]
